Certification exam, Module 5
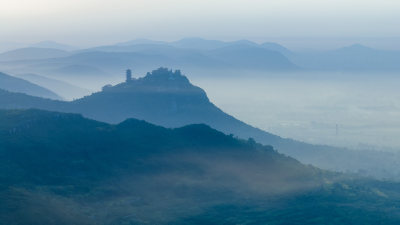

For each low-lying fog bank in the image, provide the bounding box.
[191,71,400,152]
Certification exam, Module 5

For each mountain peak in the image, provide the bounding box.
[261,42,292,54]
[30,41,76,51]
[116,39,167,46]
[99,68,208,104]
[231,39,258,46]
[338,43,374,52]
[171,38,226,50]
[78,68,211,125]
[0,47,70,61]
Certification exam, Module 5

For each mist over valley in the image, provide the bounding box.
[1,0,400,223]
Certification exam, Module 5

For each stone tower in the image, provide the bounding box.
[126,69,132,82]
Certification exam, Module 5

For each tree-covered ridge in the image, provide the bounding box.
[0,109,290,187]
[0,109,400,224]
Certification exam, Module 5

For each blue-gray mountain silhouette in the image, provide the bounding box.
[29,40,77,51]
[0,47,70,61]
[0,39,298,79]
[208,44,297,70]
[16,73,91,100]
[2,40,400,79]
[1,67,399,179]
[288,44,400,71]
[0,72,62,100]
[261,42,293,56]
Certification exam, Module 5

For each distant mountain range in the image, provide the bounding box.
[289,44,400,71]
[74,38,400,73]
[116,38,289,52]
[1,39,399,83]
[73,39,298,73]
[0,72,62,100]
[0,41,77,53]
[1,68,399,180]
[29,41,77,51]
[0,38,298,83]
[1,108,400,224]
[0,47,70,61]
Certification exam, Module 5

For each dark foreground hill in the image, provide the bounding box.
[0,68,399,180]
[1,109,400,224]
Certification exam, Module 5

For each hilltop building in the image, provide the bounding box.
[126,69,132,82]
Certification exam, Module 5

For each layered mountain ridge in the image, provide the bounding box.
[1,68,399,179]
[0,71,62,100]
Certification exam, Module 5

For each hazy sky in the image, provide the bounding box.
[1,0,399,48]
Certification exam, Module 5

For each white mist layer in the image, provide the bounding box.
[191,72,400,151]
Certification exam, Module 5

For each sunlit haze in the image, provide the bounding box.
[1,0,400,49]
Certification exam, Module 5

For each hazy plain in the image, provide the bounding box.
[191,71,400,152]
